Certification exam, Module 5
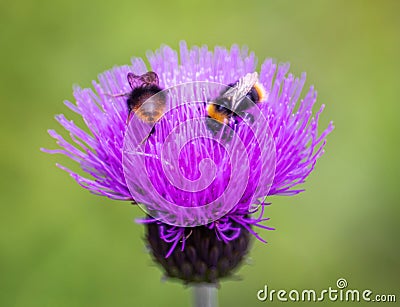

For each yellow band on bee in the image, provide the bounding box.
[253,82,267,102]
[206,104,229,124]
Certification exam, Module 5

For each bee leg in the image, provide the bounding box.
[139,126,156,145]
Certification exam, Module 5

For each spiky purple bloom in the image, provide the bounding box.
[43,42,333,282]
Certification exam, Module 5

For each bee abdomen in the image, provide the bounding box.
[127,86,165,123]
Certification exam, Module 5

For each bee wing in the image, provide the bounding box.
[127,71,160,89]
[140,71,159,86]
[223,72,258,110]
[127,73,142,89]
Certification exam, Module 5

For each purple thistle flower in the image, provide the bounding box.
[42,42,333,283]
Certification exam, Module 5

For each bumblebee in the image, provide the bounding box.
[206,72,267,131]
[126,71,166,124]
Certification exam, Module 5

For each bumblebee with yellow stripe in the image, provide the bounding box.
[206,72,267,133]
[104,71,166,145]
[126,71,166,124]
[124,71,167,145]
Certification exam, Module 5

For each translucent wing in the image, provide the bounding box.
[127,71,159,89]
[140,71,159,85]
[222,72,258,110]
[127,73,141,89]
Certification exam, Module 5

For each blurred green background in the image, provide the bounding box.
[1,0,399,306]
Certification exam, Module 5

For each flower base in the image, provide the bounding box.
[146,220,251,284]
